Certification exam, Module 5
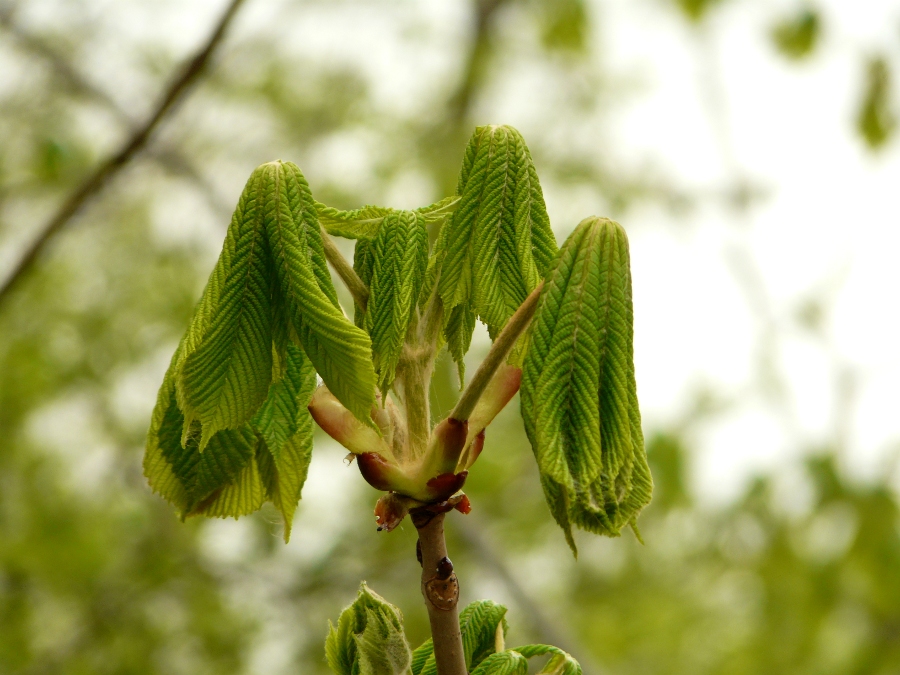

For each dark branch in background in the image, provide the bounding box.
[0,0,248,307]
[0,8,234,219]
[446,0,508,127]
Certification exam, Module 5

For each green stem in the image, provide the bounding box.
[319,225,369,311]
[450,282,543,422]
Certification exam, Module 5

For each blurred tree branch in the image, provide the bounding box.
[0,9,233,220]
[0,0,247,307]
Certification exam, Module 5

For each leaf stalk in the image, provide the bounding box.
[450,282,543,422]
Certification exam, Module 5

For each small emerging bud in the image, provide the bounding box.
[374,492,421,532]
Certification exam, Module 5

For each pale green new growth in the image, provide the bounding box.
[326,582,413,675]
[145,341,317,540]
[361,211,428,395]
[521,216,652,552]
[145,125,651,558]
[437,125,557,372]
[178,166,274,450]
[411,600,509,675]
[146,129,647,675]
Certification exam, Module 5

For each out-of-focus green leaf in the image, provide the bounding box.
[521,216,651,552]
[674,0,724,22]
[536,0,588,54]
[771,9,820,60]
[857,56,896,149]
[325,582,412,675]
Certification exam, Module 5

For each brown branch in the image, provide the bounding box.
[415,512,467,675]
[0,0,248,307]
[450,282,543,422]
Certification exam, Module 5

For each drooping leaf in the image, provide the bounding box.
[364,210,428,394]
[437,125,557,374]
[416,195,460,227]
[145,351,262,518]
[252,343,317,541]
[353,238,375,328]
[317,202,395,240]
[266,161,376,426]
[521,216,652,553]
[177,165,275,450]
[445,304,475,386]
[325,583,412,675]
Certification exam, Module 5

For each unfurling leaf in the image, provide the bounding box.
[325,582,412,675]
[436,125,557,372]
[412,600,508,675]
[172,161,375,445]
[145,342,318,540]
[176,164,274,450]
[265,162,376,427]
[521,216,652,553]
[364,210,428,394]
[251,343,318,541]
[469,651,528,675]
[317,202,395,240]
[146,160,374,536]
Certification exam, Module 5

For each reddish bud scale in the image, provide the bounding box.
[425,470,468,502]
[357,452,397,491]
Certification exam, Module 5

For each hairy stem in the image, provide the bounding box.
[397,345,434,455]
[319,225,369,311]
[451,282,543,422]
[415,513,466,675]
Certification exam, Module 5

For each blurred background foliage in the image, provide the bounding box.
[1,0,898,674]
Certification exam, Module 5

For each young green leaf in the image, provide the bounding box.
[145,351,261,517]
[325,582,413,675]
[437,125,557,371]
[265,161,376,427]
[410,600,507,675]
[514,645,582,675]
[521,216,652,552]
[317,202,395,240]
[468,651,528,675]
[364,210,428,394]
[146,342,318,538]
[176,165,274,450]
